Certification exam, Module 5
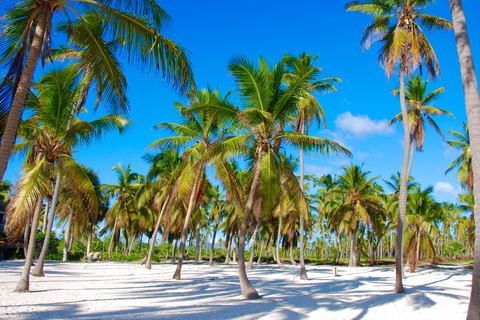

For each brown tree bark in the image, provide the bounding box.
[173,167,202,279]
[0,6,49,181]
[62,212,73,262]
[14,197,43,292]
[146,195,169,269]
[298,125,308,280]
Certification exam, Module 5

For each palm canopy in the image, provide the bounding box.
[446,122,473,193]
[346,0,452,78]
[388,75,453,151]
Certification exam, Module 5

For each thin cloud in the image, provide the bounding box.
[304,164,332,178]
[434,182,458,198]
[335,112,395,138]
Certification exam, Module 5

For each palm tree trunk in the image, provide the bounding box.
[171,239,178,263]
[407,141,414,179]
[333,231,338,264]
[247,224,260,270]
[449,1,480,317]
[0,6,49,181]
[42,197,50,233]
[14,197,43,292]
[232,237,237,263]
[257,241,264,264]
[173,166,203,279]
[32,174,61,276]
[237,155,262,299]
[276,211,284,267]
[87,227,94,256]
[146,195,169,269]
[298,126,308,280]
[394,67,410,293]
[62,212,73,262]
[290,242,297,266]
[349,233,357,267]
[23,217,31,259]
[209,222,218,266]
[225,230,232,264]
[195,220,201,264]
[108,217,118,260]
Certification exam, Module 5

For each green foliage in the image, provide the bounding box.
[443,241,465,258]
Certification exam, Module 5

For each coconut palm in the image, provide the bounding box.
[388,75,453,178]
[205,55,350,299]
[329,164,383,267]
[286,52,340,279]
[148,87,235,280]
[448,1,480,315]
[446,123,472,193]
[346,0,452,292]
[102,164,143,259]
[0,0,194,181]
[5,66,127,289]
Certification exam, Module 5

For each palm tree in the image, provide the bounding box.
[0,0,194,181]
[329,164,383,267]
[148,87,234,280]
[388,75,453,177]
[286,52,340,280]
[346,0,452,293]
[207,55,350,299]
[448,2,480,316]
[5,66,127,290]
[102,164,143,260]
[446,123,472,193]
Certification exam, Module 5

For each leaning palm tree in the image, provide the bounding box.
[346,0,452,293]
[285,52,340,280]
[0,0,194,181]
[446,122,472,193]
[388,75,453,177]
[148,87,235,280]
[448,1,480,316]
[6,66,127,290]
[206,55,350,299]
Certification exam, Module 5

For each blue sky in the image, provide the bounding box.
[2,0,480,207]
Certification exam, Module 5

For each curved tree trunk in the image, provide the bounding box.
[32,174,61,276]
[298,127,308,280]
[23,218,31,259]
[247,224,260,270]
[276,210,284,267]
[237,155,262,299]
[449,1,480,317]
[394,67,410,293]
[257,242,264,264]
[171,239,178,264]
[86,227,94,256]
[0,6,49,181]
[209,222,219,266]
[146,195,169,269]
[225,230,232,264]
[14,197,43,292]
[62,212,73,262]
[42,197,50,233]
[290,242,297,266]
[173,167,203,279]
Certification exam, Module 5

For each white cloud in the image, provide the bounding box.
[304,164,332,178]
[334,112,395,138]
[434,182,458,198]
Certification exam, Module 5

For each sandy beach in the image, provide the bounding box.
[0,260,471,319]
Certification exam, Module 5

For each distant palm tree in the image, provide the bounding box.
[330,164,383,267]
[347,0,452,293]
[388,75,453,177]
[446,123,472,193]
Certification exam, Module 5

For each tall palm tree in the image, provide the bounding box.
[388,75,453,177]
[346,0,452,293]
[446,123,472,193]
[207,55,350,299]
[286,52,340,280]
[448,1,480,316]
[148,87,234,280]
[0,0,194,181]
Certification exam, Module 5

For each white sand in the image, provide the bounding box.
[0,260,471,319]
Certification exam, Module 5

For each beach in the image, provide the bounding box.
[0,260,471,319]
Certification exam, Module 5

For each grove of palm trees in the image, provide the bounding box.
[0,0,479,319]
